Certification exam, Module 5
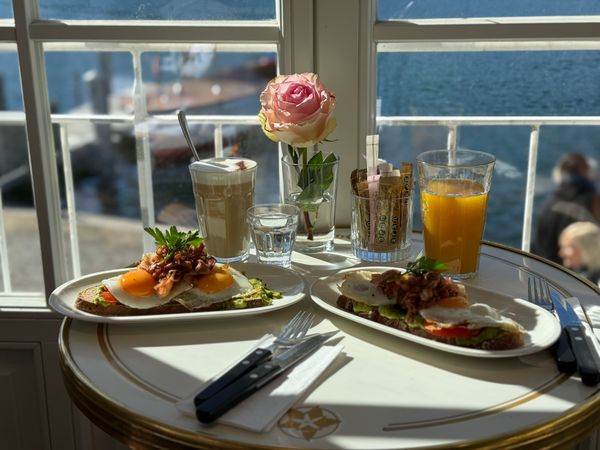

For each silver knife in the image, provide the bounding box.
[551,291,600,386]
[195,331,337,423]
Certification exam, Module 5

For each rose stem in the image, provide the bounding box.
[303,211,314,240]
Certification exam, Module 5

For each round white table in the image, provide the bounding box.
[59,235,600,449]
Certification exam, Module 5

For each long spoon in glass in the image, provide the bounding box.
[177,110,230,169]
[177,109,201,161]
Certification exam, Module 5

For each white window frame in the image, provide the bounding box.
[1,0,599,306]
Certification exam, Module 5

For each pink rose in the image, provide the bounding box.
[259,73,336,148]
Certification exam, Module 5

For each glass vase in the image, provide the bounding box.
[280,154,339,253]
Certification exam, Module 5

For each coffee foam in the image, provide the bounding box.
[189,158,257,185]
[190,158,256,172]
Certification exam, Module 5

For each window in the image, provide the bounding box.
[2,0,283,302]
[0,44,45,295]
[2,0,599,305]
[376,50,600,248]
[373,5,600,251]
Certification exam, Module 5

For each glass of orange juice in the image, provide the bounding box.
[417,149,495,279]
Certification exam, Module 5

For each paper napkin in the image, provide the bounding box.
[176,334,343,433]
[566,297,600,369]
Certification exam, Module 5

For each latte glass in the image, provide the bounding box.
[189,158,257,263]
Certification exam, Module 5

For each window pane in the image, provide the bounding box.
[378,51,600,116]
[40,0,275,20]
[0,2,11,19]
[140,51,276,115]
[378,50,600,249]
[139,49,278,212]
[0,51,44,295]
[379,0,600,19]
[46,52,134,114]
[59,115,146,276]
[46,49,278,275]
[45,50,142,276]
[377,124,600,250]
[532,126,600,236]
[2,128,45,294]
[0,54,23,111]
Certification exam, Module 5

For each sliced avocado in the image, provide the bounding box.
[228,278,280,308]
[232,298,249,309]
[95,296,111,307]
[378,304,405,320]
[351,300,378,314]
[380,305,424,328]
[406,314,425,329]
[94,286,111,307]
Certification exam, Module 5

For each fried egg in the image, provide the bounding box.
[174,265,254,310]
[102,267,191,309]
[338,271,395,306]
[420,303,523,332]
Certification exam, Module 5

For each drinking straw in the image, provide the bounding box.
[366,134,380,247]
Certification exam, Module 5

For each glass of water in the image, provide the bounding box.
[247,203,300,268]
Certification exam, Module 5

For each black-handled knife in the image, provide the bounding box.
[552,328,577,374]
[195,331,336,424]
[194,345,273,406]
[551,292,600,386]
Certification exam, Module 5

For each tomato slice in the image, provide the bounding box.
[100,290,118,305]
[424,323,479,339]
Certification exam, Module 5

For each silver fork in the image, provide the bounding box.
[272,311,314,349]
[527,274,576,374]
[527,275,553,313]
[194,311,314,404]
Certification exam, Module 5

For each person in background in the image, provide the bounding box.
[558,221,600,286]
[531,152,600,264]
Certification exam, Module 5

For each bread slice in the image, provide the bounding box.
[336,295,524,351]
[75,285,270,317]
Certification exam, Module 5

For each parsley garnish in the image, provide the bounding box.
[144,226,202,261]
[405,252,448,276]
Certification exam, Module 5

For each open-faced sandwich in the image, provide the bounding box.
[75,226,282,316]
[336,256,525,350]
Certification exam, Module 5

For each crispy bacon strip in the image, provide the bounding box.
[372,269,467,319]
[138,242,216,298]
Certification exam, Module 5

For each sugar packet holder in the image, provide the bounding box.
[350,163,413,251]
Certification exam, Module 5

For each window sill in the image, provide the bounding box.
[0,295,61,318]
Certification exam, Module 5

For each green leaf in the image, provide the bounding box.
[297,154,320,190]
[319,153,337,191]
[299,147,308,165]
[307,151,324,167]
[143,226,203,261]
[296,183,325,211]
[287,144,299,164]
[405,252,448,276]
[323,152,338,164]
[288,149,337,213]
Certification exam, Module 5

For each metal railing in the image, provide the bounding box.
[377,116,600,251]
[1,112,599,293]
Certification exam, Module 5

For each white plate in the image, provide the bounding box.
[49,263,306,323]
[310,266,561,358]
